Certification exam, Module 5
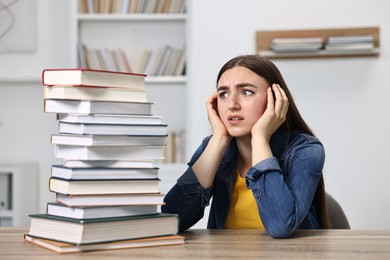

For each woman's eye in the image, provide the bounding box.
[242,90,254,96]
[219,92,228,99]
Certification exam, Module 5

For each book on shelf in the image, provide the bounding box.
[326,34,374,44]
[51,133,167,146]
[271,37,323,45]
[56,192,165,207]
[58,122,168,136]
[51,165,159,180]
[44,99,153,115]
[54,144,165,161]
[79,0,186,14]
[269,37,323,53]
[24,234,184,254]
[63,159,156,169]
[324,42,375,53]
[58,113,163,125]
[49,177,160,195]
[44,85,147,102]
[27,213,179,245]
[135,49,153,74]
[42,68,145,88]
[46,202,159,219]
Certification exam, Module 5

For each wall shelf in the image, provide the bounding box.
[256,27,380,59]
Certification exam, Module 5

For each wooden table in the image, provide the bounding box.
[1,228,390,259]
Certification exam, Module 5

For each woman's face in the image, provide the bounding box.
[217,66,269,137]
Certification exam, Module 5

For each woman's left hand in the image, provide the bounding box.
[251,83,289,142]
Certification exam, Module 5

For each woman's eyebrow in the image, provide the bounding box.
[217,83,257,91]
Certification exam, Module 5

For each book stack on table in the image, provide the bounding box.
[25,68,183,254]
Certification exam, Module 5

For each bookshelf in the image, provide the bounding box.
[256,27,380,59]
[70,0,188,166]
[0,163,38,227]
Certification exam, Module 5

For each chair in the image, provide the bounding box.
[326,193,350,229]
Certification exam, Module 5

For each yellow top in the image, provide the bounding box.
[225,171,264,229]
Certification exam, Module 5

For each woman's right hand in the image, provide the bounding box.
[206,92,231,139]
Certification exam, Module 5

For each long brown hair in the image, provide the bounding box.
[216,55,331,229]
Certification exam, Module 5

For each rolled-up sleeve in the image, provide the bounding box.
[246,136,325,238]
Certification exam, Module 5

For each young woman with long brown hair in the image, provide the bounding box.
[162,54,331,238]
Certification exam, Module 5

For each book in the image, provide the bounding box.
[51,165,159,180]
[326,34,374,44]
[46,202,159,219]
[270,37,323,53]
[271,37,323,45]
[56,193,165,207]
[58,122,168,136]
[42,68,145,89]
[51,133,167,146]
[49,177,160,195]
[44,85,148,102]
[44,99,153,115]
[63,160,156,168]
[58,113,164,125]
[24,234,184,254]
[324,42,375,53]
[54,145,165,160]
[27,213,179,244]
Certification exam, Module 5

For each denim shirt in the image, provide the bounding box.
[161,129,325,238]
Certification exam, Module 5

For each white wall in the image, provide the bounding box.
[0,0,72,217]
[1,0,389,229]
[187,0,390,229]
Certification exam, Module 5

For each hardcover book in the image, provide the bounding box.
[44,99,153,115]
[57,114,164,125]
[24,234,184,254]
[51,133,167,146]
[46,202,159,219]
[44,85,147,102]
[49,177,160,195]
[58,122,168,136]
[51,165,159,180]
[27,213,179,244]
[56,193,165,207]
[54,144,165,161]
[42,68,146,89]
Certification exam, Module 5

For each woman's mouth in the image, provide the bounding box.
[228,115,244,122]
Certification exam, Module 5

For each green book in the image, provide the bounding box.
[27,213,179,245]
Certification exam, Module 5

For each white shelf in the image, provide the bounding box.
[71,0,188,163]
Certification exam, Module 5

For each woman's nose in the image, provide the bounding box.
[227,95,240,110]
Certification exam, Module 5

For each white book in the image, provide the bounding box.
[44,85,147,103]
[58,114,163,125]
[47,203,159,219]
[56,193,165,207]
[327,35,374,44]
[271,37,323,45]
[42,68,145,88]
[51,165,159,180]
[51,134,167,146]
[44,99,152,115]
[58,122,168,136]
[54,145,165,161]
[63,160,156,168]
[49,177,161,195]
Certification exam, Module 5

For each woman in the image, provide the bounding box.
[162,55,331,238]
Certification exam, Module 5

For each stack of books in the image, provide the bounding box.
[270,37,323,53]
[25,68,184,254]
[325,34,375,53]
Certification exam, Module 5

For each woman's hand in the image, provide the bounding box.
[206,92,231,139]
[251,83,289,142]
